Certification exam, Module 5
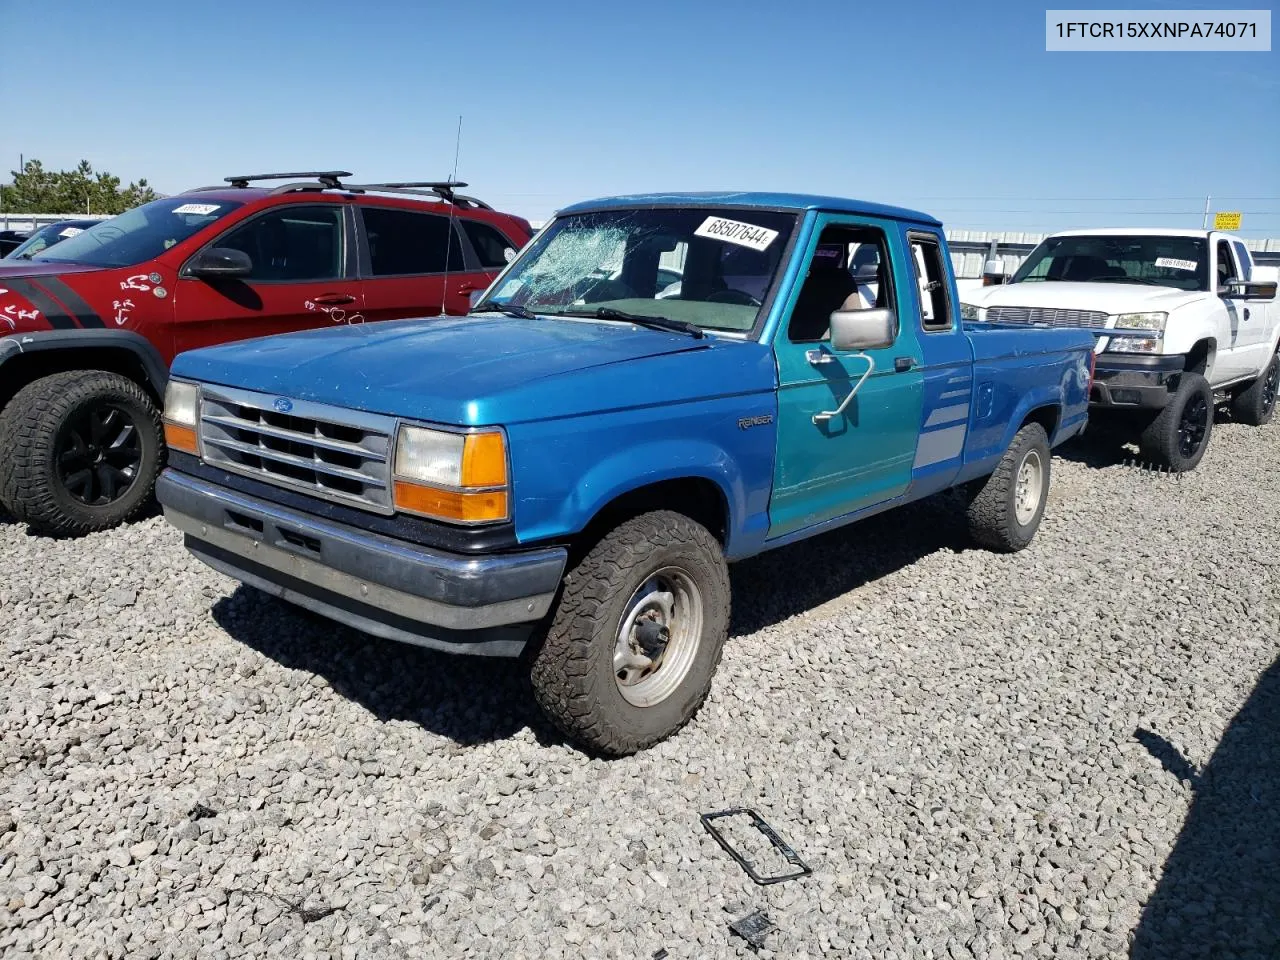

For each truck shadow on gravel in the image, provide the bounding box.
[1054,408,1239,470]
[1129,654,1279,959]
[210,491,974,747]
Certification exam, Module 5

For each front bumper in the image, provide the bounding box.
[1090,353,1185,409]
[157,470,567,657]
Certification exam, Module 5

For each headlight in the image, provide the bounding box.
[162,380,200,454]
[392,425,509,524]
[960,303,980,321]
[1105,312,1167,353]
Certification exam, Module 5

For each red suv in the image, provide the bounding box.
[0,171,532,535]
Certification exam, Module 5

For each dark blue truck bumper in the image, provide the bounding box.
[157,469,567,657]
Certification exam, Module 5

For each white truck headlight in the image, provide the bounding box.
[1105,312,1167,353]
[392,425,509,524]
[960,303,980,321]
[162,380,200,454]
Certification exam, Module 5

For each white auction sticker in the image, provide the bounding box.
[172,203,221,216]
[1155,257,1198,271]
[59,227,84,237]
[694,216,779,252]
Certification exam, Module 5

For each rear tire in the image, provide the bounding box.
[1229,353,1279,427]
[0,371,163,536]
[966,422,1050,553]
[1138,372,1213,472]
[529,510,730,756]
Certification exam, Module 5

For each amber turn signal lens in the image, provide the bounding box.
[164,422,198,454]
[461,431,508,487]
[393,481,508,523]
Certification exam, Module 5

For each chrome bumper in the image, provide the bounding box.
[157,470,567,657]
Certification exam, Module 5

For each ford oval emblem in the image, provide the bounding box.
[273,397,293,413]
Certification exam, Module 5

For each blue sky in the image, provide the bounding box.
[3,0,1277,234]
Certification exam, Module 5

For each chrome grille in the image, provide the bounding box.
[198,385,396,514]
[986,306,1108,329]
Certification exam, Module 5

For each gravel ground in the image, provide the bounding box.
[1,415,1277,960]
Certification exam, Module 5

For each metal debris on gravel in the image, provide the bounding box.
[1,417,1277,959]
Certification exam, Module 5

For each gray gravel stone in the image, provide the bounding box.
[1,417,1277,958]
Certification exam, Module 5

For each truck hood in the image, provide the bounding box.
[962,281,1206,314]
[172,315,773,425]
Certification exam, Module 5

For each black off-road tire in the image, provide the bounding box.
[0,370,163,536]
[1138,371,1213,472]
[966,422,1051,553]
[529,510,730,756]
[1229,353,1279,427]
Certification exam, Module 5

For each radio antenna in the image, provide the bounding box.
[438,115,463,317]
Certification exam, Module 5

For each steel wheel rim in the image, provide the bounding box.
[1178,394,1209,458]
[614,566,704,707]
[55,403,142,506]
[1263,361,1279,413]
[1014,448,1044,526]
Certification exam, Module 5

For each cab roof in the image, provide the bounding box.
[558,191,942,226]
[1047,227,1228,239]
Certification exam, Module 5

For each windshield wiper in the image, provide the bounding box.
[470,300,538,319]
[1088,276,1164,286]
[561,306,705,339]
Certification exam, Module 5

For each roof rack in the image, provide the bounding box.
[183,172,492,210]
[225,170,353,188]
[342,181,493,210]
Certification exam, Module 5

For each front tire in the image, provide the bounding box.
[1229,353,1279,427]
[1138,371,1213,472]
[529,510,730,756]
[966,422,1051,552]
[0,371,163,536]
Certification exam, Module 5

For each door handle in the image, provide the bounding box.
[806,348,835,365]
[894,356,915,372]
[310,294,356,306]
[813,353,876,424]
[456,282,479,295]
[1244,308,1251,321]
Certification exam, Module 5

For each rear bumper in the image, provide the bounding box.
[1090,353,1185,409]
[157,469,567,657]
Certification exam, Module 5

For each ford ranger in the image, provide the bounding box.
[156,193,1094,754]
[960,229,1279,471]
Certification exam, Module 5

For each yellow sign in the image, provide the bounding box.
[1214,211,1243,231]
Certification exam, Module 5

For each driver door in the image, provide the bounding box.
[173,202,364,355]
[768,215,924,539]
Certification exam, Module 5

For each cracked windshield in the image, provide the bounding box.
[481,207,797,333]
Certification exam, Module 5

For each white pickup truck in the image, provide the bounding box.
[960,229,1279,471]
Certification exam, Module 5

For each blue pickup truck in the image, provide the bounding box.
[156,193,1094,754]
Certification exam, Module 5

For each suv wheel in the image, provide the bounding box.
[529,510,730,755]
[1138,372,1213,472]
[1229,353,1279,426]
[0,371,163,536]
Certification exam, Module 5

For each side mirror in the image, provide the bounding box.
[829,307,896,352]
[982,259,1007,286]
[187,247,253,279]
[1224,279,1278,301]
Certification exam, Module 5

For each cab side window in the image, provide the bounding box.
[908,234,953,332]
[1230,240,1253,282]
[1216,240,1239,291]
[787,226,893,343]
[214,206,344,282]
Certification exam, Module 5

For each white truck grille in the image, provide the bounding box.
[987,306,1108,329]
[198,385,397,514]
